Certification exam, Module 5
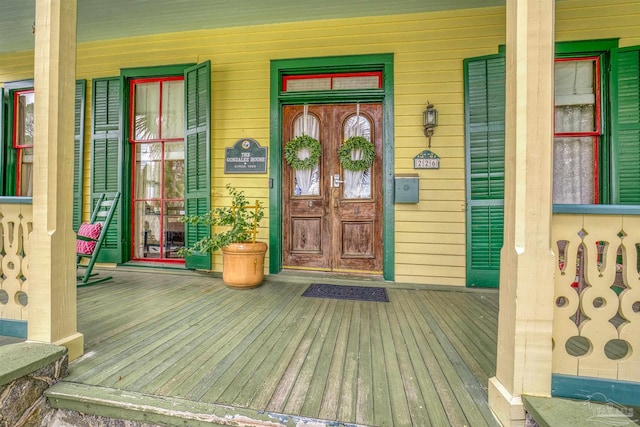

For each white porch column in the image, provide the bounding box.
[488,0,555,425]
[29,0,83,361]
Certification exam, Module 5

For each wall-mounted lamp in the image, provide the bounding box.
[423,102,438,148]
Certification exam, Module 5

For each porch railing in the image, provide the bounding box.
[552,206,640,382]
[0,198,32,335]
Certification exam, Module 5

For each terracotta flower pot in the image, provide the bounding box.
[221,241,268,288]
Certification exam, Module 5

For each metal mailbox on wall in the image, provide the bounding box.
[394,174,419,204]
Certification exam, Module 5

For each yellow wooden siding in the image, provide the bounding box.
[1,0,640,285]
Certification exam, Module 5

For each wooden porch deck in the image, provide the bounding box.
[16,268,500,426]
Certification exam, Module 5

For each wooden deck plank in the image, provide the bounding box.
[201,288,305,403]
[394,290,467,427]
[68,282,264,384]
[378,302,414,426]
[42,269,503,427]
[171,285,294,400]
[317,301,353,421]
[355,302,375,425]
[282,299,339,414]
[426,291,497,383]
[137,287,272,394]
[229,295,326,408]
[384,298,433,427]
[300,300,347,418]
[264,299,330,413]
[115,286,270,391]
[413,291,497,426]
[336,301,361,423]
[370,302,394,426]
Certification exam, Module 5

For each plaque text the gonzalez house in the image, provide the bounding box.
[224,138,268,174]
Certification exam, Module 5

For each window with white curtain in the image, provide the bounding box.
[13,89,35,196]
[553,57,601,204]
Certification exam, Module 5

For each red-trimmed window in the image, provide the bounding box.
[129,76,185,262]
[553,56,602,204]
[13,89,35,196]
[283,72,382,92]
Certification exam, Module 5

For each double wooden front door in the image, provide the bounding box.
[282,103,383,274]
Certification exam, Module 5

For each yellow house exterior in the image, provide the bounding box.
[1,0,639,285]
[1,0,640,425]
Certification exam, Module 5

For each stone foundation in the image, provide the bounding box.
[0,343,67,426]
[0,342,160,427]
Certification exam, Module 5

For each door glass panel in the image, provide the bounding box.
[135,143,162,199]
[342,114,372,199]
[292,113,320,196]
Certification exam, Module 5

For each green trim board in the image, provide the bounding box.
[0,319,27,338]
[269,53,395,281]
[552,374,640,409]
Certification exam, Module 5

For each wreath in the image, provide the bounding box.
[284,135,321,170]
[338,136,376,171]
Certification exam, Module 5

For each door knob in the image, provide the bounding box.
[333,174,344,187]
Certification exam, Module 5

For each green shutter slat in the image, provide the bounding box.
[91,77,122,262]
[465,54,506,288]
[72,80,86,231]
[615,48,640,204]
[184,61,211,270]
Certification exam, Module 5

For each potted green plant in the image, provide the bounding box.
[179,184,267,288]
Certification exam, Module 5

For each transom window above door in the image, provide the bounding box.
[283,71,382,92]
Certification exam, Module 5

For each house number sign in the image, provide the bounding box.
[224,138,268,174]
[414,149,440,169]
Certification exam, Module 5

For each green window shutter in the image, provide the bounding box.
[464,54,505,288]
[91,77,123,263]
[0,88,4,194]
[184,61,211,270]
[614,47,640,204]
[73,80,86,231]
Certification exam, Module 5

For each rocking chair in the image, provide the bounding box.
[76,192,120,286]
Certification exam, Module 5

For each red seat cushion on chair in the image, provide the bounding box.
[77,222,102,255]
[77,240,97,255]
[78,222,102,240]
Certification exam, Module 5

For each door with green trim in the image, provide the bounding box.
[282,103,383,274]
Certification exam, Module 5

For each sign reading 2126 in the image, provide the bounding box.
[224,138,268,174]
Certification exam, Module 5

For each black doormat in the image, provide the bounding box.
[302,283,389,302]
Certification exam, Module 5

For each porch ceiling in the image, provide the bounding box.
[0,0,504,55]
